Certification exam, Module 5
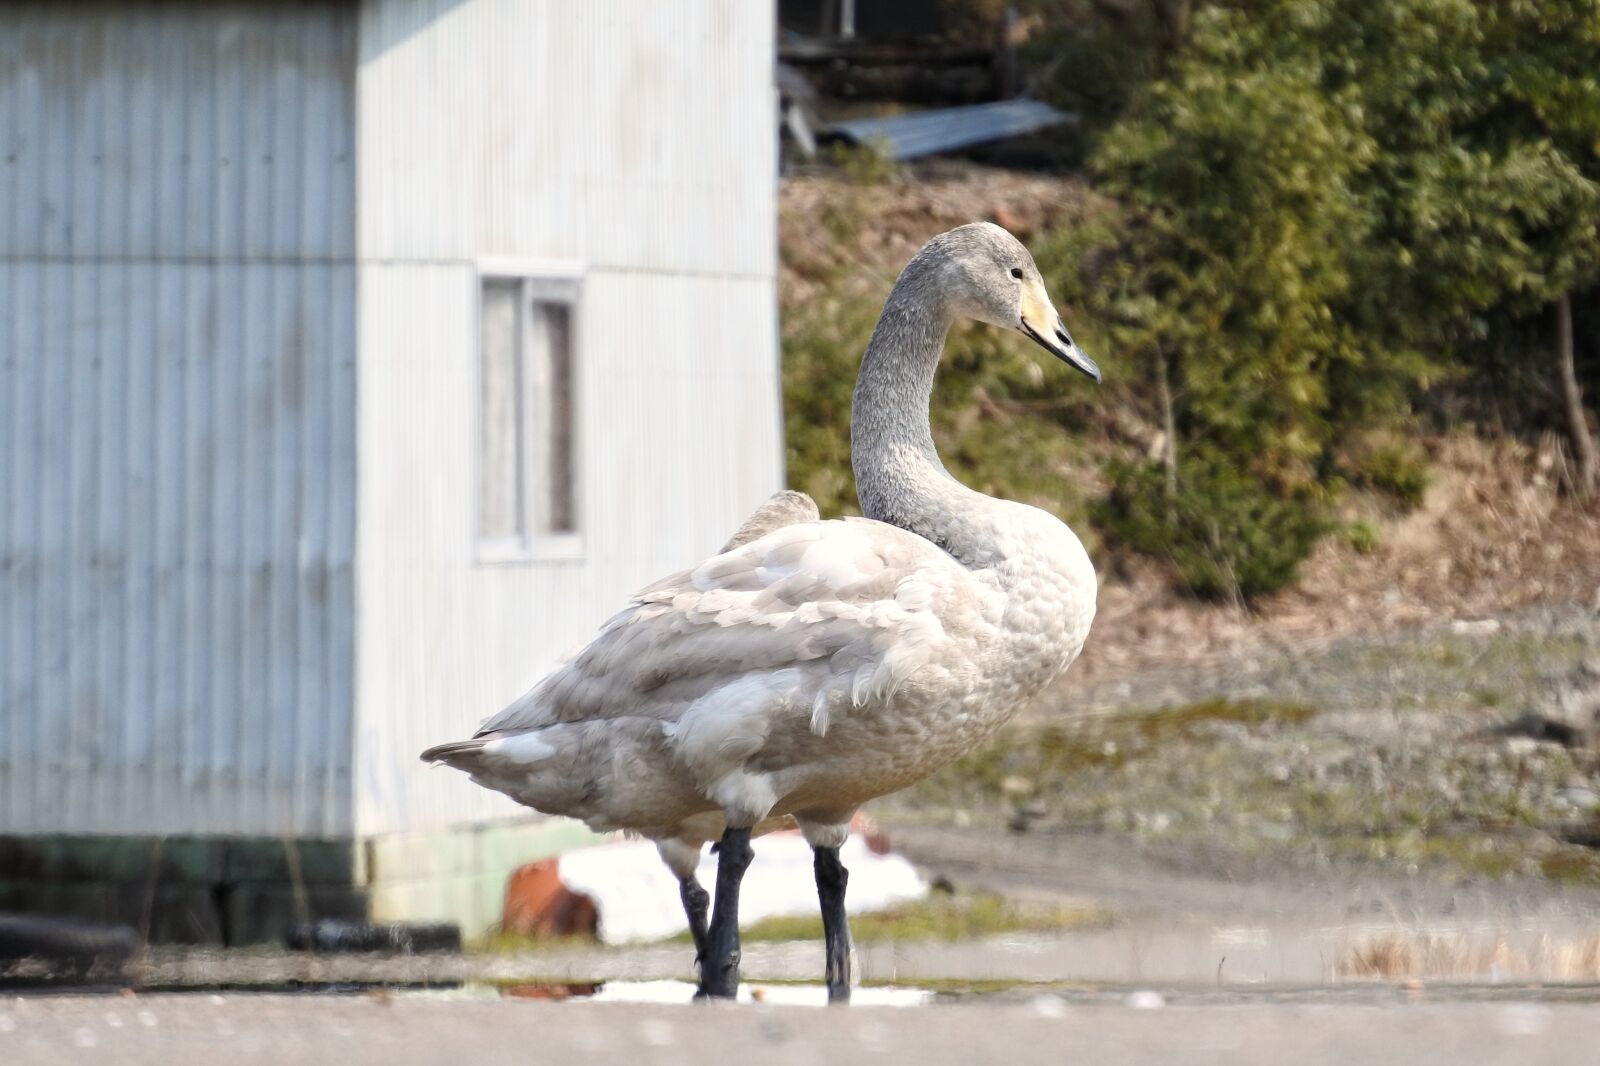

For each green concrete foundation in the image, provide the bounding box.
[0,819,607,946]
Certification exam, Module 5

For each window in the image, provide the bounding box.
[477,269,581,560]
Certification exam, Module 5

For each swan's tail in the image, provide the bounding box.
[421,730,558,771]
[420,730,577,820]
[419,737,491,767]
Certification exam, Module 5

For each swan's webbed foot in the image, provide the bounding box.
[678,874,710,968]
[813,844,853,1003]
[696,826,754,1000]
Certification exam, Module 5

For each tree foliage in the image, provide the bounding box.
[1081,0,1600,596]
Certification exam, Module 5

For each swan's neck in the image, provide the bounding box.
[851,269,1006,570]
[852,259,1099,685]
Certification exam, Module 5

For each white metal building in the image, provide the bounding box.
[0,0,781,935]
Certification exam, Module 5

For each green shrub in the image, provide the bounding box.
[1082,0,1598,539]
[1095,455,1327,603]
[822,141,903,186]
[1349,441,1430,506]
[1343,520,1381,555]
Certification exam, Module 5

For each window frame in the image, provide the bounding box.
[472,258,585,565]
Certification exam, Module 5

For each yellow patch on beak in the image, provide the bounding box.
[1020,281,1055,332]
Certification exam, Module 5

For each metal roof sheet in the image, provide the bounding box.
[827,98,1074,160]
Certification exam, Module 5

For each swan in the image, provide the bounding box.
[422,222,1101,1001]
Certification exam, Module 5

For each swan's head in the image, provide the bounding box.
[921,222,1100,383]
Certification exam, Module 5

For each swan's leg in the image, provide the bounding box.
[697,826,754,999]
[655,838,709,971]
[813,845,853,1003]
[678,875,711,966]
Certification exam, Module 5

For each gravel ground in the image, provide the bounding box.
[6,992,1600,1066]
[890,606,1600,891]
[1060,605,1599,717]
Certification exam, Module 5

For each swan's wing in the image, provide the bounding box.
[718,490,819,552]
[472,516,995,744]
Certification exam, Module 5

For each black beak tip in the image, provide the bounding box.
[1022,318,1101,383]
[1062,342,1102,383]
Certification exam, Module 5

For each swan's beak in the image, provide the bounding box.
[1019,286,1100,383]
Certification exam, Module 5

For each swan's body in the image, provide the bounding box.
[423,223,1100,999]
[442,502,1092,840]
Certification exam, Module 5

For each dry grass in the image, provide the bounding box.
[1073,434,1600,689]
[779,163,1105,311]
[1340,931,1600,982]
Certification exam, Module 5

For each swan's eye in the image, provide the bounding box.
[1010,267,1024,280]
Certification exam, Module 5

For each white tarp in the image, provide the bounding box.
[555,830,928,944]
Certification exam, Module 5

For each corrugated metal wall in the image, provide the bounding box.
[0,0,782,840]
[354,0,782,833]
[0,3,359,836]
